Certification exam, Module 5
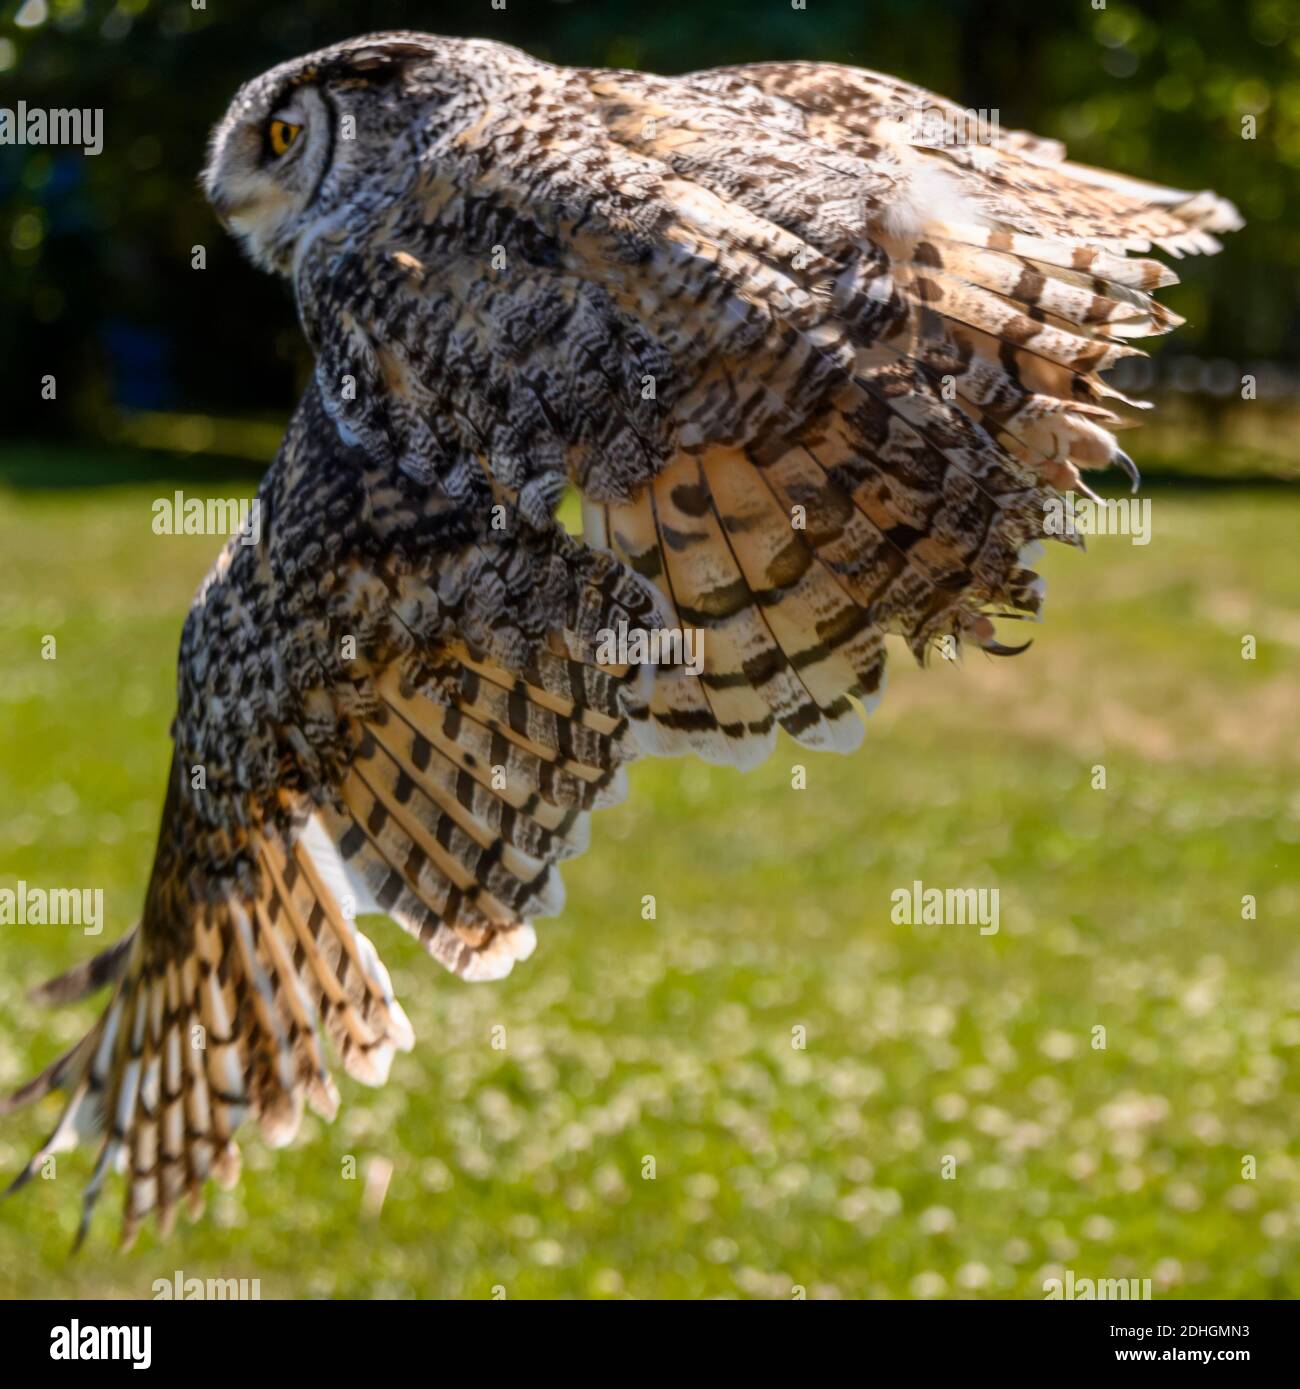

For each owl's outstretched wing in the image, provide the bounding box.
[581,63,1241,765]
[1,382,660,1246]
[292,49,1237,771]
[692,60,1242,255]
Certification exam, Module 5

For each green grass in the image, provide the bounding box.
[0,459,1297,1299]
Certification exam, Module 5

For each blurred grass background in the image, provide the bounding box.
[0,461,1297,1298]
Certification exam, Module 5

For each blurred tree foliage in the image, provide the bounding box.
[2,0,1297,440]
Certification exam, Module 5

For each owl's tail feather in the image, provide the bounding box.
[3,534,655,1246]
[0,1028,101,1124]
[1,814,414,1249]
[27,929,137,1007]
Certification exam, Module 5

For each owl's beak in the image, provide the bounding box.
[208,191,256,230]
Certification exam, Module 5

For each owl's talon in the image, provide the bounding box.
[1114,448,1142,493]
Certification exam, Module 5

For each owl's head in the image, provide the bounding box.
[203,32,527,274]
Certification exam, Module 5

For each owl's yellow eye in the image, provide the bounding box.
[267,119,302,158]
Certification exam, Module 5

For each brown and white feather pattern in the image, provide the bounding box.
[3,383,656,1245]
[263,34,1237,764]
[5,32,1238,1240]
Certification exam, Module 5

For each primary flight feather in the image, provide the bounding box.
[3,32,1240,1244]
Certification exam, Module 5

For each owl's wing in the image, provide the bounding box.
[579,64,1240,766]
[690,60,1243,254]
[292,56,1237,772]
[1,383,660,1246]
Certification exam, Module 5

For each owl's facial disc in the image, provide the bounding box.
[204,84,333,273]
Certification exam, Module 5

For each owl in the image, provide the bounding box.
[3,32,1239,1245]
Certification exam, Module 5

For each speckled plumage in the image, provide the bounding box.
[4,32,1239,1242]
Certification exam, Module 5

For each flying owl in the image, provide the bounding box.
[3,32,1239,1245]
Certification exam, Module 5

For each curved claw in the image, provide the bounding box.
[1114,448,1141,493]
[982,638,1034,658]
